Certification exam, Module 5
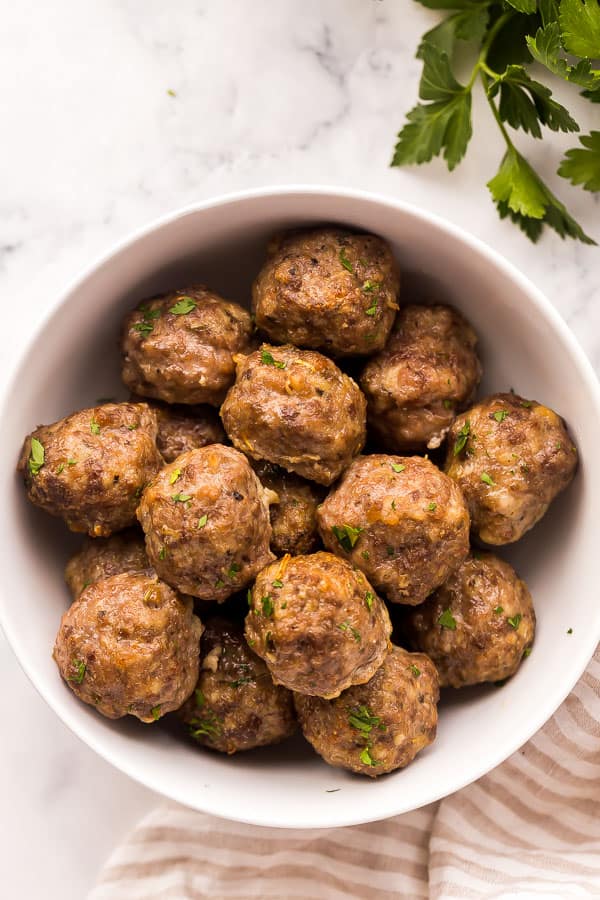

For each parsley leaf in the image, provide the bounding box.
[417,6,489,60]
[169,468,182,485]
[69,659,86,684]
[272,579,284,588]
[260,349,286,369]
[488,65,579,138]
[151,705,162,721]
[169,296,197,315]
[359,747,380,768]
[391,462,406,473]
[526,24,600,91]
[438,608,457,630]
[481,472,495,486]
[28,437,45,476]
[506,0,537,12]
[332,524,363,552]
[493,410,508,422]
[364,591,374,611]
[453,419,471,455]
[348,705,384,734]
[261,595,274,617]
[339,247,354,273]
[508,613,522,629]
[90,419,101,435]
[559,0,600,58]
[409,664,421,677]
[558,132,600,192]
[338,621,361,643]
[172,492,192,504]
[197,514,208,529]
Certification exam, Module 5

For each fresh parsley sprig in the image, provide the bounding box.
[392,0,599,244]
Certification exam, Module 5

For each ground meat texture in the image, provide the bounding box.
[245,552,391,699]
[221,345,366,486]
[137,445,275,601]
[65,529,150,599]
[295,645,438,777]
[179,617,296,753]
[17,403,162,537]
[252,228,400,356]
[403,553,535,688]
[444,393,578,545]
[152,402,226,462]
[360,304,481,452]
[53,572,203,722]
[252,461,324,555]
[317,454,470,605]
[121,286,253,406]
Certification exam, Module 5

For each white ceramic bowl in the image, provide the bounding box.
[1,186,599,829]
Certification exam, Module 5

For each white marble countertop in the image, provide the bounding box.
[1,1,598,897]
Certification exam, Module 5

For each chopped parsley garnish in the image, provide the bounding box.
[167,88,176,97]
[28,437,45,476]
[261,595,274,617]
[427,501,437,512]
[272,579,283,588]
[493,410,508,422]
[169,468,182,485]
[332,523,363,552]
[365,299,378,317]
[520,400,533,408]
[338,621,361,643]
[409,664,421,677]
[362,279,379,293]
[172,492,192,504]
[151,705,162,721]
[126,423,138,431]
[134,485,144,499]
[348,705,385,734]
[339,247,354,273]
[227,562,240,580]
[132,306,160,336]
[359,747,380,768]
[260,349,286,369]
[188,709,223,739]
[481,472,495,486]
[229,676,253,688]
[159,546,167,560]
[567,627,573,634]
[453,420,471,456]
[56,464,65,475]
[215,579,225,589]
[438,608,457,630]
[247,588,253,607]
[508,614,522,630]
[69,659,86,684]
[493,605,504,615]
[391,462,405,473]
[90,419,101,435]
[364,591,374,611]
[361,550,370,560]
[169,296,197,315]
[443,399,453,410]
[523,647,532,657]
[197,513,208,529]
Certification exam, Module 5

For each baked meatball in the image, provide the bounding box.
[245,552,391,699]
[221,344,366,486]
[179,617,296,754]
[152,401,226,462]
[121,286,253,406]
[360,304,481,451]
[252,461,324,556]
[403,553,535,688]
[18,402,162,537]
[317,454,470,605]
[252,228,400,356]
[53,572,203,722]
[444,393,578,544]
[137,445,275,601]
[65,529,150,599]
[295,645,438,777]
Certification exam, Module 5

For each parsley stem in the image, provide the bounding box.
[464,11,513,93]
[480,71,514,150]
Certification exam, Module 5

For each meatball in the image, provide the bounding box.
[317,454,470,605]
[252,461,324,556]
[360,304,481,452]
[53,572,203,722]
[252,228,400,356]
[151,401,226,462]
[444,392,578,544]
[179,617,296,753]
[221,344,366,486]
[121,286,253,406]
[245,552,391,699]
[295,645,438,777]
[137,445,275,601]
[403,553,535,688]
[65,529,150,599]
[17,402,162,537]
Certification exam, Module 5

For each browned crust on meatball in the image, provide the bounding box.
[252,228,400,357]
[252,461,324,556]
[121,286,253,406]
[221,344,367,486]
[317,454,470,605]
[295,645,438,777]
[65,529,150,599]
[444,393,578,544]
[179,617,296,754]
[245,552,392,699]
[53,572,203,722]
[137,445,275,601]
[153,402,226,462]
[17,402,163,537]
[403,553,535,688]
[360,304,481,451]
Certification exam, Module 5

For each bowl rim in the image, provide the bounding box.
[2,183,600,829]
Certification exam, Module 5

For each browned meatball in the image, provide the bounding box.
[65,529,150,599]
[153,402,226,462]
[252,461,324,556]
[360,305,481,451]
[17,402,162,537]
[221,345,366,486]
[179,617,296,754]
[121,286,253,406]
[137,445,275,601]
[252,228,400,356]
[245,552,391,699]
[317,454,470,605]
[445,393,578,544]
[403,553,535,688]
[53,572,203,722]
[295,645,438,777]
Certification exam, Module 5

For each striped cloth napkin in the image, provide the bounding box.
[90,645,600,900]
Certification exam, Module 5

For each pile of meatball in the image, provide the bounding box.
[18,227,578,778]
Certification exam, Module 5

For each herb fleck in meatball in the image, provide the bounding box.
[137,445,275,601]
[53,572,203,722]
[360,304,481,451]
[221,344,366,486]
[317,454,470,605]
[295,645,438,777]
[245,552,391,699]
[445,393,578,544]
[65,529,150,599]
[121,286,253,406]
[252,461,324,556]
[179,617,296,754]
[403,553,535,688]
[18,402,162,537]
[252,228,400,356]
[150,400,226,462]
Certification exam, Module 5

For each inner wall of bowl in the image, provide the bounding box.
[2,190,599,828]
